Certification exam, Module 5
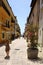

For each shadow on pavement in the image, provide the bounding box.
[0,44,4,47]
[29,57,43,64]
[15,49,20,50]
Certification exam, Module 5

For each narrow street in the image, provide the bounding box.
[7,37,27,65]
[0,37,43,65]
[0,0,43,65]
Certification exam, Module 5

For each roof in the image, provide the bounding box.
[30,0,37,7]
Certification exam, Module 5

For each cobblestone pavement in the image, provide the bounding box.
[0,37,43,65]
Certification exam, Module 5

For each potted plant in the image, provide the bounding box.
[27,24,38,59]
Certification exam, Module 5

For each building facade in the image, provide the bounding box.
[38,0,43,46]
[24,0,40,42]
[0,0,20,44]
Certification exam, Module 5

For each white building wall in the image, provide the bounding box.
[38,27,42,45]
[42,29,43,46]
[38,0,43,46]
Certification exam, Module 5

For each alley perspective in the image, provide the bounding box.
[0,0,43,65]
[0,37,43,65]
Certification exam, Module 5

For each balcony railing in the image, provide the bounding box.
[0,22,10,28]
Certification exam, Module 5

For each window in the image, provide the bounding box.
[8,21,10,28]
[33,13,34,17]
[6,20,10,28]
[2,33,4,38]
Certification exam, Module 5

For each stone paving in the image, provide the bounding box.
[0,37,43,65]
[0,45,9,65]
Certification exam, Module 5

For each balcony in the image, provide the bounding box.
[1,22,11,31]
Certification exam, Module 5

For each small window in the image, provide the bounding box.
[8,21,10,28]
[2,33,4,38]
[6,20,10,28]
[6,20,8,27]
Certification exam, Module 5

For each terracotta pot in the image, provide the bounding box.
[27,48,38,59]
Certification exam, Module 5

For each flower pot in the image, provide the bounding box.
[27,48,38,59]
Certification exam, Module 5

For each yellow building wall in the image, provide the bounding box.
[0,6,11,43]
